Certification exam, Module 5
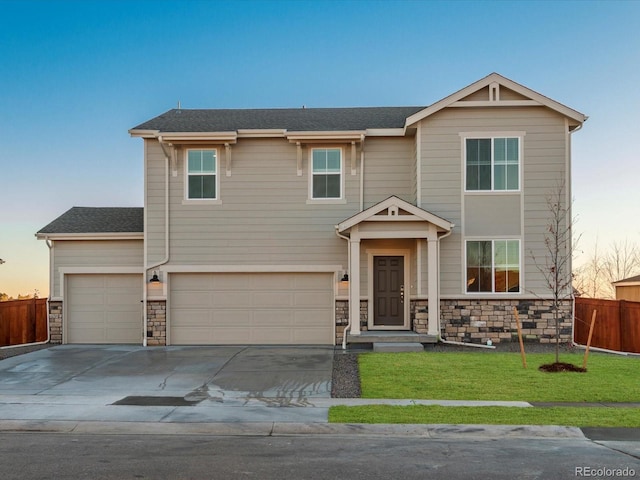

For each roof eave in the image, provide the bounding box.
[36,232,144,241]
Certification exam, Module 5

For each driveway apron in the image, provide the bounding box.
[0,345,334,423]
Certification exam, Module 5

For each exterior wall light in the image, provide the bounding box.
[149,271,161,283]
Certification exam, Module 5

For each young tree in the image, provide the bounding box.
[531,182,576,364]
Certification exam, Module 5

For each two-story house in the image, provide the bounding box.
[37,73,586,347]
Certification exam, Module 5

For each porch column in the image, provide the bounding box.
[349,235,361,335]
[427,233,439,336]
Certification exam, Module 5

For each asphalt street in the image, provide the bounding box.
[0,433,638,480]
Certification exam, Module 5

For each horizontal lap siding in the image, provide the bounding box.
[419,107,569,296]
[145,139,358,267]
[363,137,415,207]
[53,240,143,297]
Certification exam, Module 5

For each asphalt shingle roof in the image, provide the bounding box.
[37,207,143,235]
[131,106,426,133]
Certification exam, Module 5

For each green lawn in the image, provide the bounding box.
[329,351,640,427]
[358,352,640,402]
[328,405,640,427]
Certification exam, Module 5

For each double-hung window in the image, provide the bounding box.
[186,149,217,200]
[466,239,520,293]
[466,137,519,191]
[311,148,342,199]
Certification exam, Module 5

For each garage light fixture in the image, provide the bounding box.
[340,273,349,282]
[149,271,161,283]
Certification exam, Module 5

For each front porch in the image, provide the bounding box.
[336,196,455,346]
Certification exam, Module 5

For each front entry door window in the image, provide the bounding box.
[373,256,405,327]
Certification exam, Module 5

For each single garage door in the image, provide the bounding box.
[66,274,142,344]
[170,273,334,345]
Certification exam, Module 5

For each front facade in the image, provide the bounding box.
[37,73,586,346]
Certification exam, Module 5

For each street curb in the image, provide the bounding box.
[0,420,586,439]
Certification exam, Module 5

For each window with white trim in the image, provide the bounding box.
[466,239,520,293]
[186,149,217,199]
[311,148,342,199]
[465,137,519,191]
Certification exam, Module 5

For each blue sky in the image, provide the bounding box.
[1,0,639,297]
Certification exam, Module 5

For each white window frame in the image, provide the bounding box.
[307,147,345,204]
[462,133,524,193]
[183,148,222,205]
[464,238,522,294]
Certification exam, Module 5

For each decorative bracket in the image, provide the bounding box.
[351,141,357,175]
[225,143,232,177]
[296,142,302,176]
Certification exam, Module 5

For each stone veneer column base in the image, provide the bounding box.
[146,300,167,346]
[48,301,63,344]
[335,300,367,345]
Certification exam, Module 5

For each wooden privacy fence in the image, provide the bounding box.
[574,297,640,354]
[0,298,48,347]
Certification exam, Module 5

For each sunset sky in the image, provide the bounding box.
[1,0,639,298]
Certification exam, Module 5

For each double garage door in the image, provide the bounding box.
[169,273,334,345]
[66,274,142,344]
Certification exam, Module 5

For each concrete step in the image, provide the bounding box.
[373,342,425,353]
[348,331,437,344]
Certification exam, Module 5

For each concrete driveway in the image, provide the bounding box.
[0,345,334,423]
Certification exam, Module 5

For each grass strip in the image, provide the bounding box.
[328,405,640,428]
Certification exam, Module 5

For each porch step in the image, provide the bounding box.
[347,331,438,344]
[373,342,425,353]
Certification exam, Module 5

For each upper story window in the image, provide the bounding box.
[311,148,342,199]
[186,149,217,200]
[465,137,520,191]
[466,239,520,293]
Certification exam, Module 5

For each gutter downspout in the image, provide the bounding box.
[359,135,365,212]
[1,240,53,350]
[142,136,171,347]
[335,228,351,350]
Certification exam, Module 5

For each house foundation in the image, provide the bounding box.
[336,298,573,346]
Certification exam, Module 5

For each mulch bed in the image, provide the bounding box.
[538,362,586,373]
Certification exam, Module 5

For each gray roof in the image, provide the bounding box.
[131,106,426,133]
[38,207,143,235]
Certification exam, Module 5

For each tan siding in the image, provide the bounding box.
[162,138,356,268]
[460,87,489,102]
[363,137,415,208]
[53,240,143,297]
[145,140,168,265]
[419,106,569,296]
[499,87,530,101]
[465,195,521,236]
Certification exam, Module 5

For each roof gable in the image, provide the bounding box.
[405,73,587,129]
[337,196,453,233]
